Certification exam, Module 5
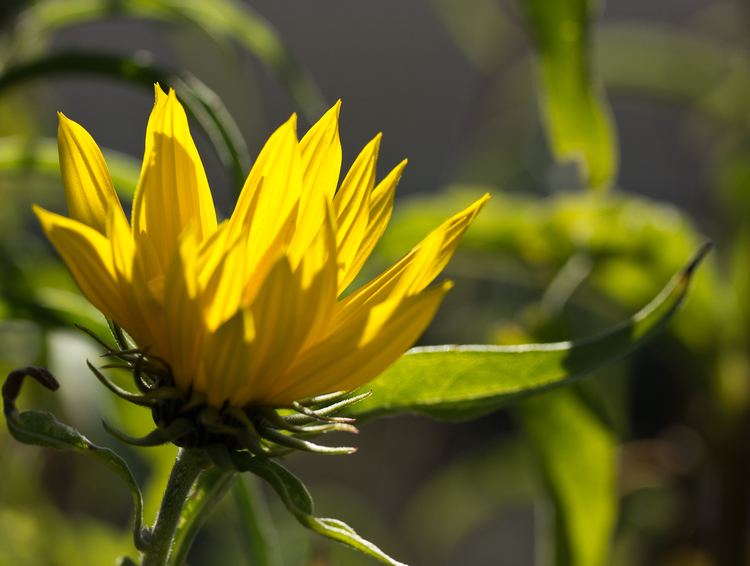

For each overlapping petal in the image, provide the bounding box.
[132,86,217,276]
[38,90,487,409]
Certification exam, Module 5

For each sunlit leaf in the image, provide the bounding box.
[520,389,616,566]
[520,0,617,190]
[349,245,709,421]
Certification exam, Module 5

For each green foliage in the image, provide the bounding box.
[520,0,617,190]
[3,367,145,555]
[5,0,325,122]
[521,389,616,566]
[350,247,705,421]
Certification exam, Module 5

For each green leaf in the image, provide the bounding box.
[520,0,617,190]
[349,244,710,421]
[230,453,407,566]
[2,367,147,553]
[520,389,616,566]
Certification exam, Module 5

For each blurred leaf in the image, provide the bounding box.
[2,367,146,553]
[349,245,708,421]
[520,0,617,190]
[232,475,283,566]
[597,24,750,125]
[403,438,536,560]
[7,0,325,122]
[520,389,616,566]
[0,135,140,197]
[231,454,406,566]
[0,51,249,192]
[0,504,129,566]
[427,0,517,73]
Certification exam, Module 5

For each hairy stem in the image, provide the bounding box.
[141,448,209,566]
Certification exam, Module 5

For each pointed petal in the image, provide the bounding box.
[57,113,126,234]
[292,101,343,254]
[34,205,127,325]
[270,281,453,403]
[343,159,407,289]
[339,194,489,321]
[132,87,217,274]
[334,134,381,292]
[227,115,303,254]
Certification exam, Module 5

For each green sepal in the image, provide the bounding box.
[216,447,407,566]
[103,417,195,447]
[2,367,149,551]
[348,244,710,421]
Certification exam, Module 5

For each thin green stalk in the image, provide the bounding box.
[142,448,209,566]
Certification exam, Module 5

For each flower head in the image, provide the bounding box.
[35,86,488,411]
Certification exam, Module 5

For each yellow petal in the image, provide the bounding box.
[34,205,127,325]
[334,134,381,292]
[131,87,217,274]
[343,159,407,289]
[291,101,343,255]
[200,308,255,407]
[339,194,489,321]
[57,113,127,234]
[233,256,305,404]
[163,233,204,392]
[294,205,339,348]
[227,115,303,255]
[269,281,453,403]
[201,230,251,331]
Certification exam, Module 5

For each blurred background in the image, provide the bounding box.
[0,0,748,565]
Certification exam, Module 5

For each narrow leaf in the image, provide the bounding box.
[348,244,709,421]
[520,389,616,566]
[520,0,617,190]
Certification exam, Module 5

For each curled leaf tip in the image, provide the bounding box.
[3,366,58,415]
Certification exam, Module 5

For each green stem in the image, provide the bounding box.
[142,448,209,566]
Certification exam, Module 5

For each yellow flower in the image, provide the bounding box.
[34,86,488,408]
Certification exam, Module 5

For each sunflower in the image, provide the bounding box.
[35,86,487,410]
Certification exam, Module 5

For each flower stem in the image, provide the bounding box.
[142,448,209,566]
